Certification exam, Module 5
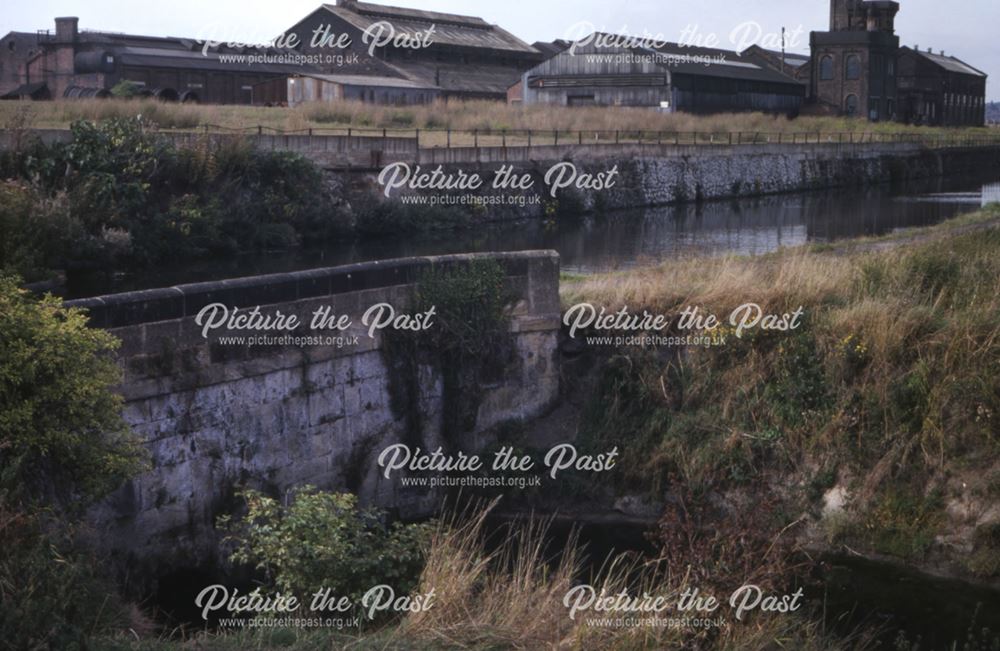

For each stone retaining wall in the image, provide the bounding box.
[68,251,561,579]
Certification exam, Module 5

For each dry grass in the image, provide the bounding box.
[100,503,866,650]
[561,248,851,326]
[384,501,861,651]
[1,99,993,149]
[563,207,1000,562]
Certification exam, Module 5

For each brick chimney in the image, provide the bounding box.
[54,17,78,42]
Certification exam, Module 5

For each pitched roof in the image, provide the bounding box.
[904,47,987,78]
[386,59,524,95]
[647,41,806,85]
[297,72,439,89]
[319,1,538,54]
[532,40,573,59]
[744,45,810,69]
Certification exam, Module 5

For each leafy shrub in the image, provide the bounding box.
[764,328,829,428]
[1,117,349,275]
[0,181,79,281]
[221,487,431,605]
[0,276,146,504]
[64,116,170,231]
[109,80,142,98]
[0,278,145,650]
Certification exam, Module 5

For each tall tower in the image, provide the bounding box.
[830,0,864,31]
[813,0,901,121]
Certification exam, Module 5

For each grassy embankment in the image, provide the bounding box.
[562,206,1000,571]
[2,99,996,148]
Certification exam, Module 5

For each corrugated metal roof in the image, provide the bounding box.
[326,1,490,28]
[387,59,525,94]
[117,48,314,74]
[648,41,805,85]
[320,3,538,54]
[533,40,572,59]
[297,72,438,89]
[752,47,810,68]
[907,48,986,78]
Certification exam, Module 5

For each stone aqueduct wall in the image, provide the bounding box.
[401,143,1000,219]
[67,252,561,576]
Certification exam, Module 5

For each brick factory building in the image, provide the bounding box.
[804,0,987,125]
[0,17,309,103]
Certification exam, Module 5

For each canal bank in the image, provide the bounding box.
[348,141,1000,223]
[63,169,1000,298]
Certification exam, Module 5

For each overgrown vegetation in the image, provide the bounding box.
[562,208,1000,568]
[0,115,347,280]
[383,259,515,447]
[100,503,865,651]
[0,276,145,503]
[220,487,431,606]
[0,276,146,648]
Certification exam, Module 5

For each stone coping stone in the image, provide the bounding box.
[65,251,559,329]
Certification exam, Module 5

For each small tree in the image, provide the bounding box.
[109,80,142,98]
[0,276,145,505]
[221,487,431,605]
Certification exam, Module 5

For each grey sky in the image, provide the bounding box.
[2,1,996,99]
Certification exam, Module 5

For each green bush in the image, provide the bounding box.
[0,181,80,281]
[220,487,431,605]
[0,277,145,649]
[109,80,142,98]
[0,276,146,504]
[1,117,349,275]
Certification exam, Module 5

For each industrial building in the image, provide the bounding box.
[0,17,310,103]
[513,37,805,115]
[897,47,987,126]
[253,72,440,107]
[1,1,543,105]
[280,0,544,102]
[808,0,901,121]
[0,0,988,123]
[804,0,987,125]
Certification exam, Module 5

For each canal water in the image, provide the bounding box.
[65,172,1000,299]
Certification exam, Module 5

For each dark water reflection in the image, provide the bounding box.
[67,173,1000,298]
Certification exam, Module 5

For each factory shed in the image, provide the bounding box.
[516,36,804,114]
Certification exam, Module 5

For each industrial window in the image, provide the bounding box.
[869,97,880,121]
[846,55,861,80]
[845,94,859,116]
[820,55,834,81]
[887,58,895,77]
